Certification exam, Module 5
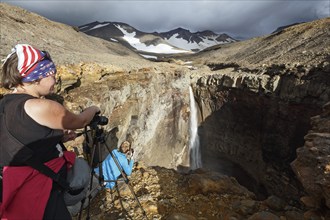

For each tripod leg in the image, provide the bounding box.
[81,141,104,220]
[114,181,134,220]
[77,198,85,220]
[115,181,125,211]
[126,182,148,219]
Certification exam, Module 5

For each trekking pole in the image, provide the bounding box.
[105,143,149,220]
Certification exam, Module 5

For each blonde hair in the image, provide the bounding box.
[119,141,131,153]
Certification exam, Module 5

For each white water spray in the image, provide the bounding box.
[188,86,202,169]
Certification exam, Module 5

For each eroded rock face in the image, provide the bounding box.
[56,63,193,169]
[194,63,330,202]
[291,102,330,209]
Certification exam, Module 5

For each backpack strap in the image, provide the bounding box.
[1,98,5,202]
[0,97,7,170]
[0,99,4,113]
[0,168,2,203]
[24,157,71,191]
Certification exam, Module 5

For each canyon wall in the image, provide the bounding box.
[193,62,330,202]
[55,63,193,169]
[291,102,330,209]
[186,17,330,211]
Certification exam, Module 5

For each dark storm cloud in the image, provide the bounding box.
[3,0,330,39]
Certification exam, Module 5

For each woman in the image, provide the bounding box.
[0,44,100,219]
[95,141,134,189]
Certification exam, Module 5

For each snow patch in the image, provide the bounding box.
[166,33,200,50]
[140,54,158,59]
[79,25,89,29]
[88,23,110,31]
[165,34,233,51]
[115,24,192,54]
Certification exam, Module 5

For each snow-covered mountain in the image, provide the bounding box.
[158,27,236,52]
[79,21,236,57]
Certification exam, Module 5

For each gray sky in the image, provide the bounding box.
[3,0,330,39]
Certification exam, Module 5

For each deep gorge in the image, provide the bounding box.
[196,86,319,201]
[61,61,329,210]
[192,64,329,205]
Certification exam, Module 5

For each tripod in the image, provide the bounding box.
[79,120,148,220]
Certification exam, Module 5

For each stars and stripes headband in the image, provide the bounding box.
[3,44,56,82]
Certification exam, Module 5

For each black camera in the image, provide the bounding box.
[89,114,108,128]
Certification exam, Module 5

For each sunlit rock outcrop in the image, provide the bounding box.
[56,62,193,169]
[291,102,330,210]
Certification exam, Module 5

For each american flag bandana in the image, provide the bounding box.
[3,44,56,83]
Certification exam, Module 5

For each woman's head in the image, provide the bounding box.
[119,141,131,154]
[1,44,56,90]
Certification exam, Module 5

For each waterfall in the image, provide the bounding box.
[189,86,202,170]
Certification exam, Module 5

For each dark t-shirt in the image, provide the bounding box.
[1,93,63,164]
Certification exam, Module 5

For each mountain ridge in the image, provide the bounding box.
[79,21,237,55]
[184,17,330,69]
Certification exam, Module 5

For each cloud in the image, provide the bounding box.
[3,0,330,39]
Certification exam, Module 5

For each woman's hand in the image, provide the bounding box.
[126,148,134,161]
[62,130,77,142]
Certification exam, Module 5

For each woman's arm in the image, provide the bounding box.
[125,159,134,176]
[24,98,100,130]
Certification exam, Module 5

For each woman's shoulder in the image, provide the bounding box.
[1,93,35,109]
[112,149,120,154]
[3,93,35,101]
[25,97,62,110]
[112,149,125,156]
[24,98,65,122]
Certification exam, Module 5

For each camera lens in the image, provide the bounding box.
[89,114,108,127]
[98,116,108,125]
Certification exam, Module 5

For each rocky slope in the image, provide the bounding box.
[75,162,307,220]
[185,17,330,68]
[0,3,150,68]
[1,2,329,220]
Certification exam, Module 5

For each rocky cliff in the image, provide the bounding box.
[186,17,330,217]
[291,102,330,210]
[191,60,329,202]
[1,3,330,219]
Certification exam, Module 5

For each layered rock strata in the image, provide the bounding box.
[291,102,330,210]
[193,62,330,203]
[53,63,193,169]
